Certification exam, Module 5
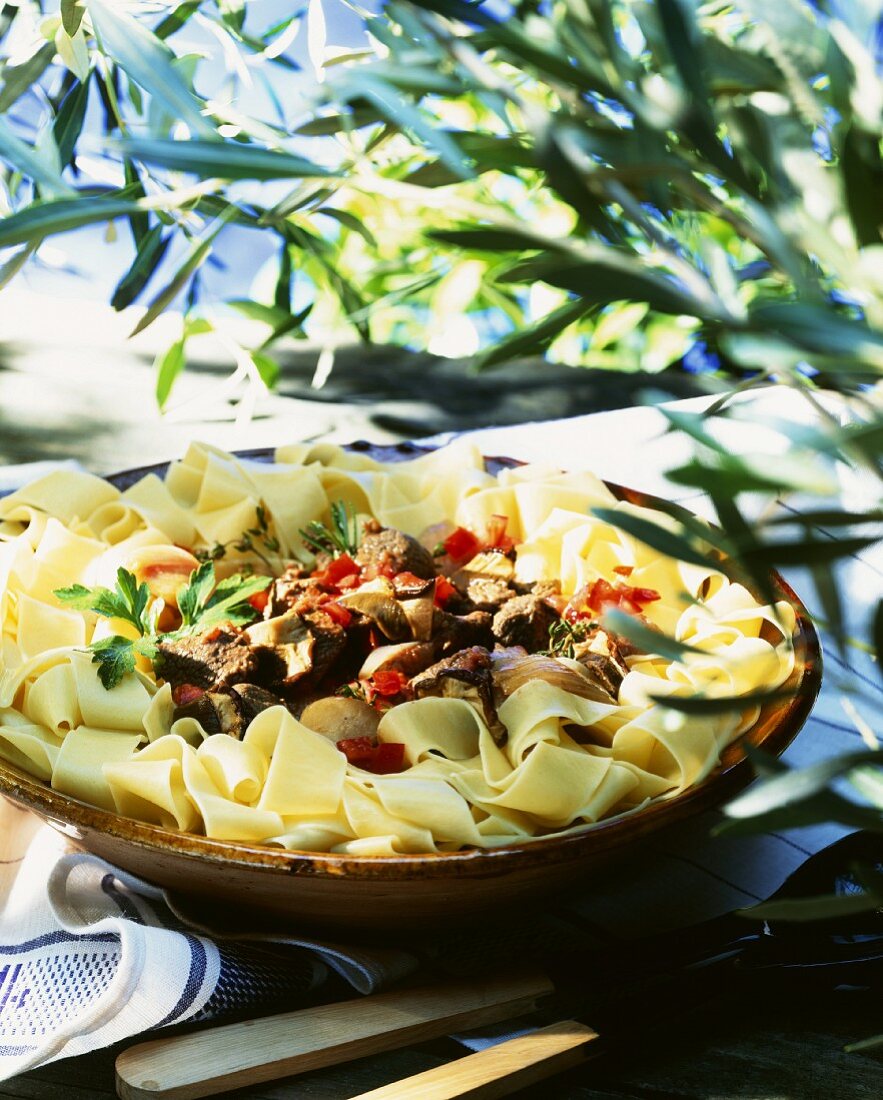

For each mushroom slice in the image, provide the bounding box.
[411,646,507,745]
[359,642,437,679]
[300,696,381,741]
[489,650,617,705]
[452,550,515,587]
[337,588,410,641]
[245,611,314,684]
[174,690,245,739]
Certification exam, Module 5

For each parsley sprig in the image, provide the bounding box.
[55,568,154,636]
[55,563,270,690]
[299,500,360,558]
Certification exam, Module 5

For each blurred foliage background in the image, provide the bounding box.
[0,0,881,914]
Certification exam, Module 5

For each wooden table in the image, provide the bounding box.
[0,293,879,1098]
[2,985,879,1098]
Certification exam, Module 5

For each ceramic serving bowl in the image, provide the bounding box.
[0,444,822,935]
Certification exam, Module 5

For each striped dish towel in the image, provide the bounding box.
[1,389,879,1080]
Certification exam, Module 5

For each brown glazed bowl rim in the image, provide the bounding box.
[0,443,823,882]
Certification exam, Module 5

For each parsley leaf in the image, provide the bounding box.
[89,635,137,689]
[177,560,216,627]
[56,568,151,636]
[56,563,269,690]
[175,561,270,631]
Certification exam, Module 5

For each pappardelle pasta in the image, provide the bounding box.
[0,442,796,854]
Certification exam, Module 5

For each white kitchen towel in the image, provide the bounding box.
[0,389,879,1081]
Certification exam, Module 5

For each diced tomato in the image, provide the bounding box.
[485,514,516,552]
[324,601,353,628]
[336,572,362,591]
[565,579,660,621]
[360,561,397,582]
[393,571,427,589]
[172,683,205,707]
[371,669,410,697]
[613,565,634,577]
[247,589,269,614]
[336,736,374,764]
[443,526,482,563]
[369,742,407,774]
[336,737,406,774]
[434,575,459,607]
[324,554,360,586]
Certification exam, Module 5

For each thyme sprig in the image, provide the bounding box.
[543,618,599,660]
[300,500,360,558]
[196,502,281,570]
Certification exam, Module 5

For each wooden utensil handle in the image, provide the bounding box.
[349,1020,600,1099]
[115,969,553,1100]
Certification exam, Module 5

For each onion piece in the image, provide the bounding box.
[490,651,616,704]
[359,641,437,679]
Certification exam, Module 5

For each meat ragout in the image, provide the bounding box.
[153,513,658,771]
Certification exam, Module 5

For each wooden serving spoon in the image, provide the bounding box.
[115,832,883,1100]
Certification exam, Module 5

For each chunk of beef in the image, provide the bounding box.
[302,609,347,682]
[431,608,493,656]
[411,646,506,744]
[466,577,515,613]
[355,527,436,580]
[155,626,259,691]
[232,683,287,724]
[173,682,286,739]
[572,628,631,698]
[266,566,327,618]
[492,595,560,653]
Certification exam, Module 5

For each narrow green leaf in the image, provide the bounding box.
[89,0,216,139]
[590,507,724,570]
[319,207,378,248]
[429,225,549,251]
[131,208,236,338]
[649,689,795,715]
[472,299,591,371]
[215,0,246,33]
[0,43,55,115]
[61,0,84,37]
[0,244,36,291]
[154,1,203,41]
[0,116,73,198]
[742,535,882,568]
[111,225,170,311]
[502,255,706,318]
[601,609,700,662]
[841,123,883,247]
[251,351,280,388]
[724,751,883,819]
[295,108,387,136]
[154,339,186,409]
[53,77,90,170]
[335,72,474,180]
[113,137,333,181]
[741,891,883,921]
